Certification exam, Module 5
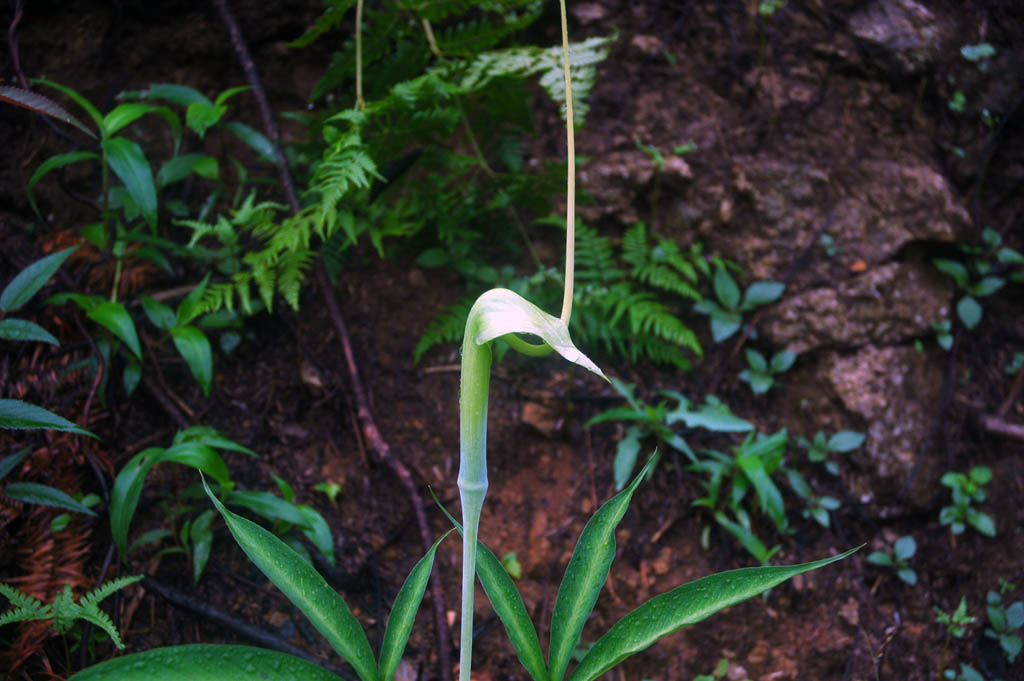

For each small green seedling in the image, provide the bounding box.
[943,664,985,681]
[819,233,841,257]
[939,466,995,537]
[933,319,954,350]
[738,348,796,395]
[693,657,746,681]
[798,429,865,476]
[866,536,917,585]
[0,576,143,651]
[694,264,784,342]
[985,580,1024,664]
[586,378,753,490]
[314,480,343,504]
[1005,352,1024,375]
[501,552,523,580]
[785,468,840,528]
[934,596,977,674]
[934,228,1023,332]
[758,0,786,16]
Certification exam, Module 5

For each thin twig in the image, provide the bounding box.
[211,4,451,677]
[979,414,1024,441]
[7,0,27,88]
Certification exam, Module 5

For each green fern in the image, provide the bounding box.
[0,576,142,649]
[414,296,475,363]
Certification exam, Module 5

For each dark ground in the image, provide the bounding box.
[1,1,1023,680]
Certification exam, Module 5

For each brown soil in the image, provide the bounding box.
[2,2,1023,681]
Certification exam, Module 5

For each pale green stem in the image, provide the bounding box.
[355,0,365,110]
[457,324,491,681]
[558,0,575,325]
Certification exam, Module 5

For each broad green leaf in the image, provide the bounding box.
[157,153,219,187]
[174,425,257,457]
[549,457,654,681]
[0,448,31,482]
[226,490,308,527]
[670,402,753,433]
[866,551,894,567]
[893,536,916,561]
[204,483,378,681]
[0,399,94,436]
[214,85,252,107]
[770,350,796,373]
[1,246,79,313]
[110,443,230,557]
[189,509,215,583]
[102,103,159,137]
[437,503,547,681]
[741,281,784,310]
[612,426,642,491]
[33,78,104,130]
[997,247,1024,265]
[186,101,228,137]
[123,83,212,107]
[967,511,996,537]
[87,301,142,359]
[744,348,767,373]
[933,259,969,290]
[27,151,100,216]
[0,85,96,138]
[171,326,212,395]
[416,247,450,267]
[0,318,59,345]
[123,359,142,397]
[297,505,336,566]
[827,431,865,452]
[4,482,97,516]
[736,454,786,531]
[467,288,605,379]
[712,266,740,310]
[140,295,177,330]
[969,466,992,484]
[379,531,452,681]
[709,308,741,343]
[971,276,1004,298]
[68,644,345,681]
[225,121,279,164]
[956,296,982,330]
[102,136,158,229]
[568,547,860,681]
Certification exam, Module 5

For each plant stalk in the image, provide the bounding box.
[558,0,575,325]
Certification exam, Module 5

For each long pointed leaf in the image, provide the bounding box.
[0,246,79,312]
[379,531,452,681]
[548,457,653,681]
[0,86,97,138]
[87,300,142,359]
[0,448,31,482]
[568,547,862,681]
[26,152,99,217]
[0,318,59,345]
[435,498,547,681]
[170,325,212,395]
[102,103,159,137]
[3,481,97,515]
[31,79,104,131]
[102,136,158,230]
[68,644,345,681]
[0,399,94,437]
[204,482,378,681]
[110,444,230,557]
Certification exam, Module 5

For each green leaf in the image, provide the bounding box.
[866,551,894,567]
[3,482,97,515]
[671,402,753,433]
[176,273,212,326]
[102,103,159,137]
[416,248,450,268]
[102,137,158,230]
[897,568,917,585]
[224,122,279,164]
[171,326,213,396]
[568,547,860,681]
[32,79,104,131]
[933,259,969,290]
[225,490,308,527]
[713,266,740,311]
[956,296,982,330]
[125,83,212,107]
[1,246,79,312]
[709,308,742,343]
[0,399,94,436]
[140,295,177,330]
[741,281,784,310]
[67,644,346,681]
[190,509,215,583]
[0,318,59,345]
[967,511,996,537]
[87,301,142,359]
[971,276,1004,298]
[185,101,228,138]
[110,443,231,557]
[744,348,768,373]
[612,426,642,491]
[379,531,452,681]
[770,350,796,373]
[204,483,378,681]
[27,152,100,216]
[549,457,654,681]
[157,153,219,187]
[0,448,31,482]
[893,536,916,561]
[826,431,864,452]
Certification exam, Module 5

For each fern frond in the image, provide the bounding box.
[78,575,143,610]
[0,583,47,612]
[622,222,648,268]
[414,296,475,363]
[628,300,703,357]
[574,224,621,284]
[289,0,358,48]
[633,264,702,301]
